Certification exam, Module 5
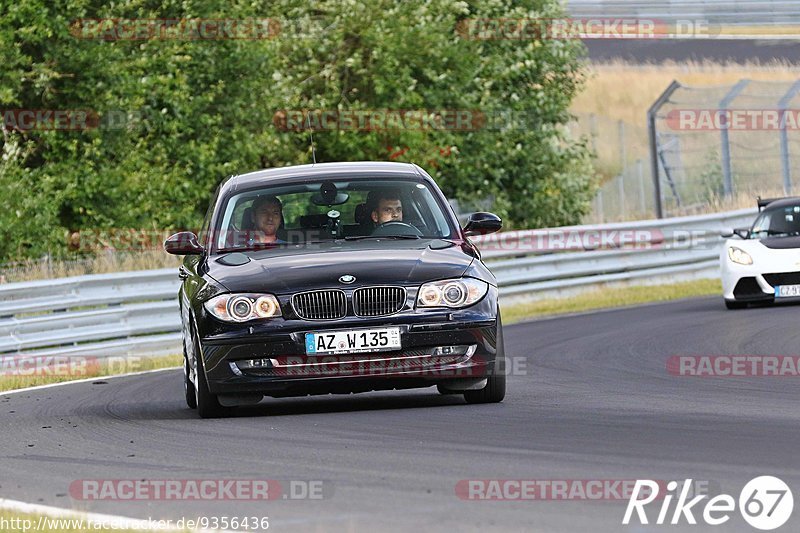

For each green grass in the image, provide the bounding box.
[502,278,722,324]
[0,354,181,393]
[0,509,156,532]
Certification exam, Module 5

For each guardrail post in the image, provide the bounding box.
[778,80,800,195]
[648,80,682,219]
[719,79,750,198]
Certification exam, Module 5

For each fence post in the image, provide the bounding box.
[618,120,627,175]
[648,80,682,219]
[778,80,800,195]
[637,159,646,215]
[719,80,750,198]
[618,174,626,219]
[597,190,605,223]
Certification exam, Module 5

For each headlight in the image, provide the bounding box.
[416,278,489,309]
[728,246,753,265]
[204,294,282,322]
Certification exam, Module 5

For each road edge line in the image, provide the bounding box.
[0,367,180,397]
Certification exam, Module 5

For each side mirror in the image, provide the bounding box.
[164,232,204,255]
[733,227,750,239]
[463,212,502,237]
[720,228,734,238]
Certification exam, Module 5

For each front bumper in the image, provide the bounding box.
[196,289,500,397]
[721,264,800,303]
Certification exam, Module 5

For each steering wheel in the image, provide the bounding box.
[371,221,423,237]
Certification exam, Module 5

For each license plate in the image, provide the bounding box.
[775,284,800,297]
[305,327,401,355]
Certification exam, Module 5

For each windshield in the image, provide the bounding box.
[214,176,457,252]
[750,204,800,238]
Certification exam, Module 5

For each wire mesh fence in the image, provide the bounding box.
[569,113,655,223]
[574,79,800,223]
[652,78,800,217]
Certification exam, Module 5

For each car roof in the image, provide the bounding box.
[761,197,800,211]
[224,162,425,193]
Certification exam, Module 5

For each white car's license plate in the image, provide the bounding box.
[775,284,800,298]
[305,327,401,355]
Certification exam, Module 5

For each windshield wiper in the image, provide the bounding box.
[343,234,420,241]
[764,230,800,237]
[217,242,282,253]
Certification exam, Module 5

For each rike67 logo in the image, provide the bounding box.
[623,476,793,530]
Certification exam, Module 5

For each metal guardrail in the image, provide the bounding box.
[565,1,800,25]
[0,208,758,358]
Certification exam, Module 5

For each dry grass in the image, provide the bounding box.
[571,61,800,218]
[0,354,181,392]
[0,250,181,283]
[502,278,722,324]
[719,25,800,36]
[573,60,800,127]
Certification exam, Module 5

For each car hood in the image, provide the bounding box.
[760,236,800,249]
[206,239,475,294]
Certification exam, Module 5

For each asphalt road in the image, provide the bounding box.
[584,39,800,63]
[1,296,799,532]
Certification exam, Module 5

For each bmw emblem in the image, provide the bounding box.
[339,274,356,284]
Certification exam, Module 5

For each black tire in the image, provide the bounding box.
[192,333,232,419]
[183,346,197,409]
[725,299,747,310]
[464,312,506,404]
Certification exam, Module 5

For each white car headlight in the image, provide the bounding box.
[204,294,282,322]
[416,278,489,309]
[728,246,753,265]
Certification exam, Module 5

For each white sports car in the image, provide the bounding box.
[721,197,800,309]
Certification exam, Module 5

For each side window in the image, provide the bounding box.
[750,212,771,237]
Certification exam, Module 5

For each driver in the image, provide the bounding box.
[371,190,403,225]
[251,195,285,244]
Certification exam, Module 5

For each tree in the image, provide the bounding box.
[0,0,594,261]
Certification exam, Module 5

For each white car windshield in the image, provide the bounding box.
[750,204,800,238]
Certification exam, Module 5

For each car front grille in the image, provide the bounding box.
[763,272,800,286]
[353,287,406,317]
[292,290,347,320]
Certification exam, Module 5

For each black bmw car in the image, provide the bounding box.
[165,161,505,418]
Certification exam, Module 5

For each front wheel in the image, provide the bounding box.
[464,313,506,404]
[183,347,197,409]
[191,332,232,418]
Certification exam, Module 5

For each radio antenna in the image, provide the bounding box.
[306,112,317,164]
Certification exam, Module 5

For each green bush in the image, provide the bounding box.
[0,0,594,261]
